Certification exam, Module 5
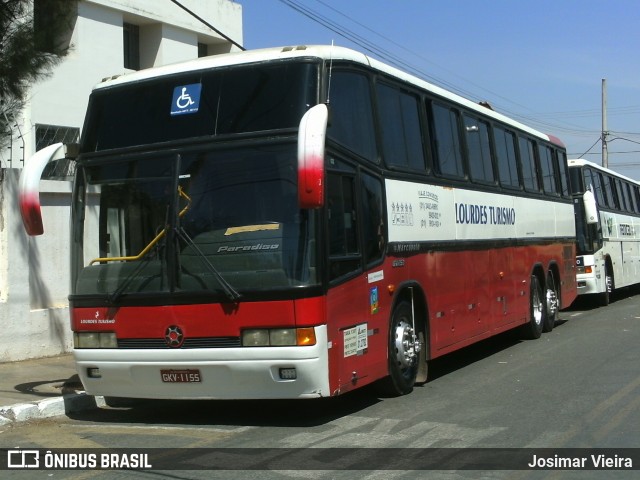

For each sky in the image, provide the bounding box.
[237,0,640,180]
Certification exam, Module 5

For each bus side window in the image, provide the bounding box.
[464,114,494,183]
[327,172,361,281]
[538,145,559,195]
[628,183,639,213]
[361,172,385,267]
[616,179,631,212]
[594,171,608,207]
[518,136,539,191]
[556,149,570,197]
[431,102,465,178]
[602,174,618,210]
[376,82,426,172]
[327,70,378,163]
[494,126,520,189]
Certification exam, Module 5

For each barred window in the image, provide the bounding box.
[36,124,79,179]
[123,22,140,70]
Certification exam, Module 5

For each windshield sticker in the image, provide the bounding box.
[225,224,281,236]
[170,84,202,116]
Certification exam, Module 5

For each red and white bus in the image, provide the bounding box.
[19,45,576,401]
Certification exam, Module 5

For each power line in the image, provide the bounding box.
[276,0,603,139]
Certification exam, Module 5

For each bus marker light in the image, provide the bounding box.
[296,328,316,346]
[388,284,395,294]
[279,368,297,380]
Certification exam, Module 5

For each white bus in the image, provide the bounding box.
[569,158,640,305]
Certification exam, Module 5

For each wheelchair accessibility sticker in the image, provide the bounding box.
[170,83,202,116]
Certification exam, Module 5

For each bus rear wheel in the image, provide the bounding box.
[520,275,544,340]
[543,272,558,332]
[376,301,422,396]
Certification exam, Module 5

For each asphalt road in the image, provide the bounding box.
[3,288,640,479]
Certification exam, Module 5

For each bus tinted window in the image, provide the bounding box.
[361,172,385,266]
[494,127,519,188]
[464,115,494,183]
[616,179,630,212]
[327,172,361,280]
[376,83,426,171]
[519,136,539,191]
[432,103,464,178]
[626,183,637,212]
[602,174,617,209]
[538,145,558,194]
[556,150,570,197]
[84,62,317,151]
[593,171,606,207]
[329,71,378,162]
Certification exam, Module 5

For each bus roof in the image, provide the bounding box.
[568,158,640,185]
[95,45,559,146]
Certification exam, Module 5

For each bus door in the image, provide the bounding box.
[325,165,388,393]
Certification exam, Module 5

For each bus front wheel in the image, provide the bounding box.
[598,269,612,307]
[377,301,422,396]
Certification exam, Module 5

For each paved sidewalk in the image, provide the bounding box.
[0,354,104,426]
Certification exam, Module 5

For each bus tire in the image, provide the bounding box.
[543,272,558,332]
[376,301,420,396]
[598,269,612,307]
[520,275,544,340]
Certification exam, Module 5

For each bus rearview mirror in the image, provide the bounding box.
[297,103,328,209]
[583,189,598,225]
[18,142,77,235]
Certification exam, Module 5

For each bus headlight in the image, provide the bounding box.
[74,332,117,348]
[242,329,270,346]
[242,327,316,347]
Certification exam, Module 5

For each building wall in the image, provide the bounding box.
[0,170,74,361]
[0,0,242,362]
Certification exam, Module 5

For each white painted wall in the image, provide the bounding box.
[0,170,74,361]
[0,0,242,362]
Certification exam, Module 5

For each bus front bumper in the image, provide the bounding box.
[74,326,330,400]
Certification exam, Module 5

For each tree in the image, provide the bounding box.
[0,0,73,151]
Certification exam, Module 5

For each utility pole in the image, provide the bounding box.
[602,78,609,168]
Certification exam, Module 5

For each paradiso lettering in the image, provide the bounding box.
[455,203,516,226]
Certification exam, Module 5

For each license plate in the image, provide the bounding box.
[160,369,201,383]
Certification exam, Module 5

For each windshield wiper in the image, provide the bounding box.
[175,226,241,303]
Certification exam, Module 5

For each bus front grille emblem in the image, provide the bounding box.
[165,326,184,348]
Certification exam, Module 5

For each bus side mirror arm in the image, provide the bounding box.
[298,103,328,209]
[18,142,78,235]
[583,189,599,225]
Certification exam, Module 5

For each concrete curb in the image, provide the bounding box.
[0,393,105,426]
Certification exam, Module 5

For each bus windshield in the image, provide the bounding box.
[82,61,317,152]
[72,144,317,302]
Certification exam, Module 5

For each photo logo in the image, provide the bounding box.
[7,450,39,469]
